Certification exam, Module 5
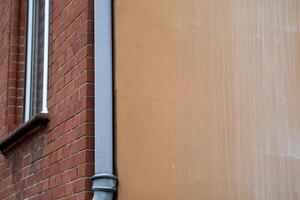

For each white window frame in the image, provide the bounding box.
[24,0,50,122]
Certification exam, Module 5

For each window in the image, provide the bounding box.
[25,0,50,121]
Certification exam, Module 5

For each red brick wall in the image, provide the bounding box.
[15,0,27,126]
[0,0,26,141]
[0,0,95,199]
[0,0,11,140]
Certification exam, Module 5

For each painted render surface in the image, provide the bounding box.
[115,0,300,199]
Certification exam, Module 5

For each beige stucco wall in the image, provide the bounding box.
[115,0,300,199]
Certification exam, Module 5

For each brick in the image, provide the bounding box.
[0,0,95,199]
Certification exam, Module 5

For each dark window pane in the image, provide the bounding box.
[30,0,45,117]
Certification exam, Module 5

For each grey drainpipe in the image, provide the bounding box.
[92,0,117,199]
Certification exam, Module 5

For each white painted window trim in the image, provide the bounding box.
[24,0,33,122]
[24,0,50,122]
[42,0,50,114]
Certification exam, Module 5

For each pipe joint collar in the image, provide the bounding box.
[92,173,117,200]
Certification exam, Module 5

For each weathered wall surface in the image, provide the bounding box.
[115,0,300,199]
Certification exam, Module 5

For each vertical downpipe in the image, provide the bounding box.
[92,0,117,200]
